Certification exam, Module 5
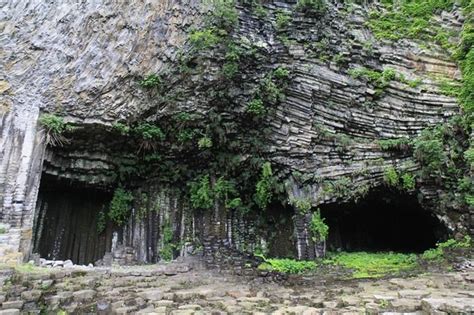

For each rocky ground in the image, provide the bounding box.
[0,258,473,315]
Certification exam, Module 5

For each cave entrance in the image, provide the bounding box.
[32,174,114,265]
[319,189,448,253]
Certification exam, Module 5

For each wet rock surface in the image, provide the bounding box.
[0,261,473,314]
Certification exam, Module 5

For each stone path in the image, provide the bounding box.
[0,261,473,314]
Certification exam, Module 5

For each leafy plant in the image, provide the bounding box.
[198,136,213,149]
[275,9,291,30]
[254,162,275,209]
[112,123,130,136]
[383,166,399,187]
[38,114,74,146]
[139,74,161,89]
[96,210,107,234]
[289,196,312,214]
[246,98,266,116]
[208,0,239,31]
[401,173,416,190]
[108,188,134,226]
[189,175,214,209]
[160,223,174,261]
[378,138,411,152]
[189,28,221,50]
[324,252,417,279]
[258,257,317,274]
[273,67,290,79]
[309,209,329,242]
[422,236,472,260]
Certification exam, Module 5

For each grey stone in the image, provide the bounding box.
[72,289,96,302]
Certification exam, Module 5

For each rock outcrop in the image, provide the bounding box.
[0,0,471,264]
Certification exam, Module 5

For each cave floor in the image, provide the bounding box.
[0,260,473,314]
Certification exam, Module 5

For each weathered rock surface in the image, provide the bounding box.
[0,0,470,263]
[0,262,473,314]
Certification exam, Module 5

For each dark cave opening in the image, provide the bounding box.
[319,189,449,253]
[32,174,114,265]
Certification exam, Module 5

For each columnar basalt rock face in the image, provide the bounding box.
[0,0,469,263]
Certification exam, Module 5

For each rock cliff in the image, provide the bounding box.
[0,0,472,265]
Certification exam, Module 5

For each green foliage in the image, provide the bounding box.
[254,162,274,209]
[383,166,399,187]
[39,114,72,134]
[324,252,417,279]
[258,257,317,274]
[348,67,399,92]
[139,74,161,89]
[413,130,446,175]
[296,0,326,16]
[260,74,285,105]
[422,236,472,260]
[253,3,268,18]
[160,223,174,261]
[222,61,239,78]
[275,9,291,30]
[177,129,195,143]
[289,197,312,214]
[189,28,221,50]
[378,138,411,152]
[246,98,266,116]
[198,136,213,149]
[309,209,329,242]
[96,210,106,234]
[108,188,134,226]
[401,173,416,190]
[0,227,6,234]
[39,114,74,146]
[273,67,290,79]
[208,0,239,31]
[459,47,474,113]
[438,78,461,97]
[189,175,214,209]
[367,0,456,44]
[134,123,165,141]
[112,123,130,136]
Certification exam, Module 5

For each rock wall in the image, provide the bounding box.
[0,0,470,263]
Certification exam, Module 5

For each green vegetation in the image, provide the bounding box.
[139,74,161,89]
[189,28,221,50]
[0,227,6,234]
[378,138,411,152]
[275,9,291,30]
[367,0,456,45]
[160,223,174,261]
[258,257,317,274]
[413,129,446,176]
[246,98,265,116]
[309,210,329,242]
[108,188,134,226]
[254,162,276,209]
[289,196,312,214]
[324,252,417,279]
[383,166,399,187]
[112,123,131,136]
[38,113,74,146]
[198,136,213,149]
[296,0,326,16]
[438,77,461,97]
[189,175,214,209]
[96,210,106,234]
[422,236,472,260]
[208,0,239,31]
[401,173,416,190]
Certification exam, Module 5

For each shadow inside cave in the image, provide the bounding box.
[319,188,448,253]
